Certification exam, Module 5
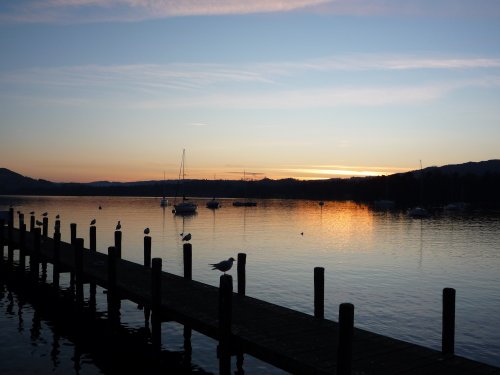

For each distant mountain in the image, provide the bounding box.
[420,160,500,176]
[0,168,55,192]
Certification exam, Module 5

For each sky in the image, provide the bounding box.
[1,0,500,182]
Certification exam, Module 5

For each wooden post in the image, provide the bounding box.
[19,213,24,227]
[314,267,325,319]
[143,236,152,324]
[219,274,233,375]
[54,219,61,234]
[90,226,96,252]
[8,208,14,227]
[42,217,48,238]
[75,238,84,304]
[30,214,35,232]
[53,231,61,289]
[183,243,192,280]
[107,246,120,328]
[19,223,26,271]
[114,231,122,259]
[144,236,151,268]
[151,258,162,351]
[107,246,116,293]
[31,228,42,280]
[237,253,246,296]
[70,223,77,245]
[7,208,14,262]
[337,303,354,375]
[442,288,456,356]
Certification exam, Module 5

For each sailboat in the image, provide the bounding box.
[408,160,429,218]
[233,170,257,207]
[173,149,197,215]
[160,171,168,207]
[206,175,221,209]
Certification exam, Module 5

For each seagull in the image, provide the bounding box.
[30,211,35,215]
[144,227,150,235]
[116,221,121,230]
[42,212,48,217]
[36,220,43,226]
[210,257,236,274]
[301,232,304,236]
[56,214,60,219]
[182,233,191,242]
[180,232,184,236]
[99,206,102,210]
[90,219,96,226]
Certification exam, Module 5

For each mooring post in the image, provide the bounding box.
[53,231,61,289]
[314,267,325,319]
[151,257,162,351]
[70,223,77,245]
[7,208,14,262]
[107,246,116,294]
[19,213,25,228]
[337,303,354,375]
[90,225,96,252]
[442,287,456,356]
[54,219,61,234]
[237,253,246,296]
[19,223,26,271]
[183,243,192,280]
[107,246,120,328]
[30,214,35,232]
[75,238,85,304]
[42,217,48,238]
[31,227,42,280]
[144,236,152,268]
[114,231,122,259]
[218,274,233,375]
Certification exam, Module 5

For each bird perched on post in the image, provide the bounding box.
[30,211,35,215]
[36,220,43,226]
[210,257,236,274]
[90,219,96,226]
[182,233,191,242]
[144,227,150,235]
[42,212,48,217]
[56,214,60,219]
[116,221,121,230]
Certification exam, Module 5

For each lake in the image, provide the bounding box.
[1,195,500,373]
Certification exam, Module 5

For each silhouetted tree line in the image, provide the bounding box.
[3,170,500,208]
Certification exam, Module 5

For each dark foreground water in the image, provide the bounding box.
[1,195,500,373]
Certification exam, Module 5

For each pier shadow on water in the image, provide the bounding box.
[0,264,211,374]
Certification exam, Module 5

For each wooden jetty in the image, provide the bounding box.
[1,210,499,375]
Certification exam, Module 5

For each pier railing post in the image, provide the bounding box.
[314,267,325,319]
[237,253,246,296]
[42,217,48,238]
[31,227,42,280]
[54,219,61,234]
[19,223,26,271]
[442,287,456,356]
[151,257,162,351]
[219,274,233,375]
[75,238,85,304]
[19,213,24,228]
[183,243,192,280]
[0,219,5,266]
[114,231,122,259]
[107,246,120,328]
[7,208,14,263]
[53,231,61,289]
[30,214,35,232]
[90,226,96,252]
[337,303,354,375]
[70,223,77,245]
[144,236,152,268]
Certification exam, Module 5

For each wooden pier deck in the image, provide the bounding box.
[1,221,499,375]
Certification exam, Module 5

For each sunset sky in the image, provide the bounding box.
[1,0,500,182]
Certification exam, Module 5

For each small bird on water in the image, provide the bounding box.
[144,227,150,235]
[210,257,236,274]
[90,219,96,226]
[116,221,121,230]
[182,233,191,242]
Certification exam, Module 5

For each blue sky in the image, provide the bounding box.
[1,0,500,182]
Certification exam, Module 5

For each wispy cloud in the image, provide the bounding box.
[2,0,500,24]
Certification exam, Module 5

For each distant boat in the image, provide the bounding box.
[172,149,197,215]
[232,170,257,207]
[160,171,168,207]
[408,206,429,218]
[206,198,221,209]
[444,202,468,212]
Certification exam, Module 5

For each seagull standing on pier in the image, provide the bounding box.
[56,214,60,219]
[210,257,236,274]
[182,233,191,242]
[144,227,150,235]
[116,221,121,231]
[90,219,96,226]
[30,211,35,215]
[42,212,48,217]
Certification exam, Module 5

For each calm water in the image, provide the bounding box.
[1,195,500,373]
